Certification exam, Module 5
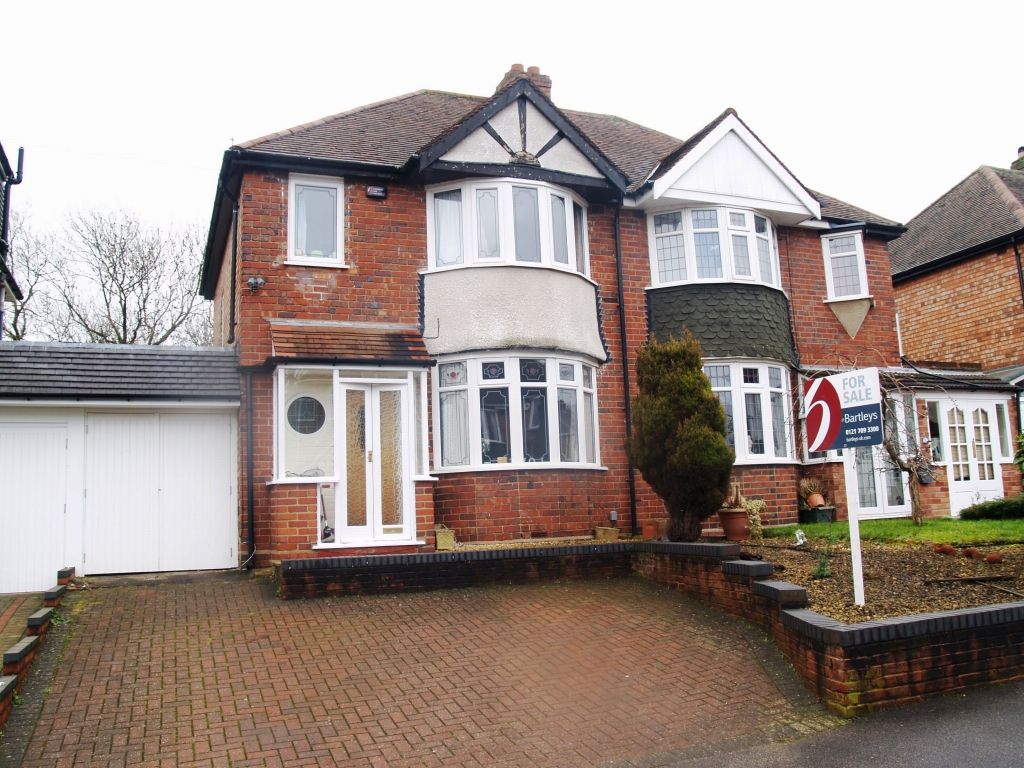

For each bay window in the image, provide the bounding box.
[435,354,601,471]
[648,206,779,288]
[427,180,589,275]
[288,174,345,266]
[704,361,792,463]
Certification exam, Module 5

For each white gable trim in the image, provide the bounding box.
[652,114,821,219]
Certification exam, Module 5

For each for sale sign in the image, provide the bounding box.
[804,368,883,451]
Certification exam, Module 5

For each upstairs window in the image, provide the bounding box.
[821,231,869,300]
[288,174,345,266]
[427,180,589,276]
[647,206,779,289]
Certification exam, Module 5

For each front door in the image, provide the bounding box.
[321,383,412,544]
[947,405,1002,514]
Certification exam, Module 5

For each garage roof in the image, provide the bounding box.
[0,343,240,400]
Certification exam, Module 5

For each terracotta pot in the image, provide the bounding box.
[806,493,826,509]
[718,508,751,541]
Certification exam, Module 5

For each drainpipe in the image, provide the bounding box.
[1013,234,1024,310]
[219,181,240,344]
[614,201,639,535]
[0,148,24,335]
[245,371,256,568]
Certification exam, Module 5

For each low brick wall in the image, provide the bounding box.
[279,543,1024,716]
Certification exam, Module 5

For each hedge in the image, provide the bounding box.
[960,494,1024,520]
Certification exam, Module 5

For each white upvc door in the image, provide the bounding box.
[0,424,68,593]
[328,383,413,544]
[947,404,1003,514]
[845,444,912,519]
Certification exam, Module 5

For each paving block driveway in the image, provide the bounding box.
[14,574,837,767]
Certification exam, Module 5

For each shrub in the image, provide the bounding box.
[960,494,1024,520]
[626,333,735,541]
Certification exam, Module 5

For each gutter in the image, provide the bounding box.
[892,226,1024,284]
[0,147,25,309]
[822,219,907,241]
[614,202,639,536]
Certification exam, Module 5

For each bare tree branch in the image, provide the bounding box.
[3,210,57,340]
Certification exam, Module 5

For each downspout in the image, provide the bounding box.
[1013,234,1024,310]
[245,371,256,569]
[0,148,24,335]
[219,181,240,344]
[614,202,639,535]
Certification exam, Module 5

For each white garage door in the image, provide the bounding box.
[0,424,68,593]
[84,412,237,575]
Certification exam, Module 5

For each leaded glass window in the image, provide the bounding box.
[856,447,878,507]
[771,392,787,458]
[439,362,467,388]
[694,232,723,279]
[477,188,500,259]
[732,235,751,276]
[704,365,731,388]
[743,368,759,384]
[521,388,549,461]
[551,194,569,264]
[480,388,511,464]
[559,363,574,381]
[745,392,765,455]
[718,391,734,449]
[828,235,861,297]
[557,388,579,462]
[520,359,546,382]
[482,361,505,380]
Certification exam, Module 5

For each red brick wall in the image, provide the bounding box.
[779,227,901,368]
[895,245,1024,369]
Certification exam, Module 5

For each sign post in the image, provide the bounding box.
[803,368,884,606]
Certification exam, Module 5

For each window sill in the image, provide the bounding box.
[647,280,785,294]
[823,294,873,305]
[267,477,336,486]
[414,475,439,483]
[285,259,350,269]
[432,464,609,474]
[313,539,426,550]
[422,262,598,288]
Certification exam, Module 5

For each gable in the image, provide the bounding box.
[650,113,820,219]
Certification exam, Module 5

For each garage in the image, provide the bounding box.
[0,343,240,593]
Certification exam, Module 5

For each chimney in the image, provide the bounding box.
[495,63,552,100]
[1012,146,1024,172]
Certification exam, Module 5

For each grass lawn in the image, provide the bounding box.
[764,517,1024,545]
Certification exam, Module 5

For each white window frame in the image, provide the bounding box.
[820,230,870,301]
[704,359,794,465]
[426,179,590,278]
[432,352,603,472]
[647,205,781,290]
[287,173,347,268]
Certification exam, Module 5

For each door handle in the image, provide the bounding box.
[368,450,373,463]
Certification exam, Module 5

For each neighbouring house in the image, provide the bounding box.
[0,140,24,323]
[891,151,1024,513]
[198,63,1003,568]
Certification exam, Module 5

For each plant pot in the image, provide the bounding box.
[917,466,935,484]
[718,508,751,541]
[806,493,826,509]
[595,526,620,542]
[799,505,835,524]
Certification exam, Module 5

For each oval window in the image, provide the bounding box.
[287,396,326,434]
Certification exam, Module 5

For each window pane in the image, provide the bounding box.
[480,388,511,464]
[520,359,546,382]
[704,365,731,388]
[743,367,759,384]
[745,392,765,454]
[657,234,687,282]
[439,362,466,387]
[948,408,970,481]
[927,402,944,461]
[856,447,878,507]
[559,363,574,381]
[829,235,857,254]
[771,391,787,458]
[482,361,505,380]
[284,370,334,478]
[973,409,995,481]
[831,254,861,296]
[345,389,367,527]
[694,232,722,278]
[582,365,594,389]
[584,391,596,463]
[654,212,682,234]
[295,185,337,259]
[691,209,718,229]
[439,390,469,467]
[521,388,550,461]
[513,186,541,262]
[476,188,500,259]
[414,373,423,476]
[768,367,782,389]
[732,235,751,276]
[885,462,905,506]
[729,212,746,227]
[754,215,768,235]
[573,202,587,274]
[551,195,569,264]
[434,190,463,266]
[378,389,404,527]
[557,388,580,462]
[717,391,734,448]
[996,404,1010,457]
[757,238,773,284]
[903,394,917,447]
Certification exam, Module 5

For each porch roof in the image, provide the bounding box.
[268,323,432,366]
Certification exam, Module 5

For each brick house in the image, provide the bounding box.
[200,65,1013,565]
[889,152,1024,514]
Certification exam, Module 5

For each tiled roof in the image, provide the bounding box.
[803,364,1015,393]
[0,343,240,399]
[809,190,901,227]
[889,166,1024,277]
[648,283,796,364]
[269,323,431,363]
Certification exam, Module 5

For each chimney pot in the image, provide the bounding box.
[495,64,552,100]
[510,63,524,73]
[1013,147,1024,172]
[527,66,540,74]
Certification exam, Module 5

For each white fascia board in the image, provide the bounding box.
[652,187,811,217]
[0,399,240,409]
[797,218,833,229]
[651,114,822,219]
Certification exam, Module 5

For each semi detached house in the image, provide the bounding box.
[5,65,1018,593]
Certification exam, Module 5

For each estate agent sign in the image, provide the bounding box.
[804,367,883,451]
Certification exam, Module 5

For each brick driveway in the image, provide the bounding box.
[16,574,835,767]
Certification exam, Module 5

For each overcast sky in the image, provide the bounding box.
[3,1,1021,234]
